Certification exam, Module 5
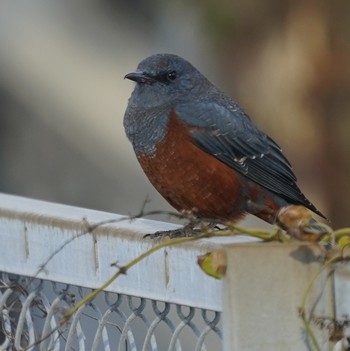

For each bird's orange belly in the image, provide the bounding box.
[137,113,245,221]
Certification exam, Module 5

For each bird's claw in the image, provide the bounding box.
[144,226,202,239]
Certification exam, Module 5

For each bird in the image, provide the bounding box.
[123,53,326,233]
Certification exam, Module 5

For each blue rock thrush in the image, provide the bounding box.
[123,53,325,233]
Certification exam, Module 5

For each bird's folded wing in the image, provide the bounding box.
[175,102,321,214]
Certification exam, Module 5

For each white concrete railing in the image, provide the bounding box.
[0,193,345,350]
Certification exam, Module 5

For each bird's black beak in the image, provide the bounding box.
[124,71,155,84]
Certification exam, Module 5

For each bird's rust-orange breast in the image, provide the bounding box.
[137,111,245,221]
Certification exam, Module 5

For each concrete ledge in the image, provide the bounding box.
[0,193,337,349]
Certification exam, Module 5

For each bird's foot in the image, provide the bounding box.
[144,227,200,239]
[144,220,222,239]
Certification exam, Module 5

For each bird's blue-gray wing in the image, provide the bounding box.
[175,102,324,218]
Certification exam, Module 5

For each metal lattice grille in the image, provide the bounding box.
[0,272,222,351]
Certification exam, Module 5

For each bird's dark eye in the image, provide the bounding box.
[167,71,177,81]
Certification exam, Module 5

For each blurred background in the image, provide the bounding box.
[0,0,349,228]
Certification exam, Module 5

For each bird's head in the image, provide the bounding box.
[125,53,209,108]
